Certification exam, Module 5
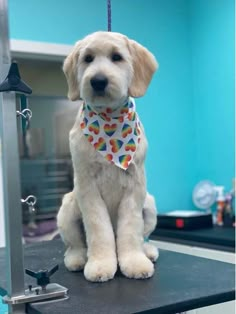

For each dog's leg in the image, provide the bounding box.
[74,182,117,282]
[143,193,159,262]
[57,191,87,271]
[117,188,155,279]
[143,192,157,238]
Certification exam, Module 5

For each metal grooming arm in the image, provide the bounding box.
[0,1,68,313]
[0,0,26,312]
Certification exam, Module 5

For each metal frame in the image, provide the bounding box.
[0,1,68,312]
[0,0,26,313]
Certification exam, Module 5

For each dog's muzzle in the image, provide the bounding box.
[90,74,108,93]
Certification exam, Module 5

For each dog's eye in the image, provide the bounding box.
[84,55,94,63]
[111,53,123,62]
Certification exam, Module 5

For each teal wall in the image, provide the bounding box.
[0,301,7,314]
[189,0,235,192]
[8,0,234,212]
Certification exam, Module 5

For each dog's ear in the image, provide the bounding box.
[127,39,158,98]
[63,41,82,101]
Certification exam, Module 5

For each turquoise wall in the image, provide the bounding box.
[0,301,7,314]
[189,0,235,192]
[8,0,234,212]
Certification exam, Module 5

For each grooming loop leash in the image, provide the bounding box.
[107,0,112,31]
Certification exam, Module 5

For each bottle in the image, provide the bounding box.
[231,178,235,227]
[214,186,225,226]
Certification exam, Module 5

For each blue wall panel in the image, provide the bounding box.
[189,0,235,192]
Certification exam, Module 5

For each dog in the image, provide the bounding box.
[57,31,159,282]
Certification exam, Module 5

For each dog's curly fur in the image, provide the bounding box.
[57,31,159,282]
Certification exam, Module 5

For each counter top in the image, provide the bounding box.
[151,226,235,252]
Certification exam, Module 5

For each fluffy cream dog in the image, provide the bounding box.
[57,31,158,282]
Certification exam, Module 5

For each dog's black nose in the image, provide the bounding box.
[90,74,108,92]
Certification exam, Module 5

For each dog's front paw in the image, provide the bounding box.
[119,252,154,279]
[64,247,87,271]
[84,257,117,282]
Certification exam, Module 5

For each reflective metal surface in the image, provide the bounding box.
[0,0,25,303]
[3,283,68,305]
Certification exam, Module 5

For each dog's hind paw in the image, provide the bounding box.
[119,252,154,279]
[84,257,117,282]
[143,242,159,262]
[64,247,87,271]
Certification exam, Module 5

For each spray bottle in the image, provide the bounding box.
[214,186,225,226]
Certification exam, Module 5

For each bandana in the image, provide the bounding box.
[80,98,141,170]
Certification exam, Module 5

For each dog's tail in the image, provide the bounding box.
[143,193,157,238]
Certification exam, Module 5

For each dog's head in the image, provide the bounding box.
[63,31,158,109]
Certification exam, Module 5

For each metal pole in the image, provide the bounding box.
[0,0,26,313]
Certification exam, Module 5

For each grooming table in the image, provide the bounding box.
[0,239,235,314]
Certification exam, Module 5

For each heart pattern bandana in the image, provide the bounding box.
[80,98,141,170]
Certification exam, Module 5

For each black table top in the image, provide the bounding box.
[151,226,235,252]
[0,240,235,314]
